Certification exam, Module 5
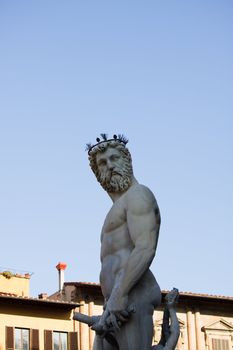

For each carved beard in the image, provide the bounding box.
[98,162,133,193]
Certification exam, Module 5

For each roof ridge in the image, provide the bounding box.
[63,282,233,299]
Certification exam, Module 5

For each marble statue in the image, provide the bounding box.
[74,134,179,350]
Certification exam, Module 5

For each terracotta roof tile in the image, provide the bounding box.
[0,292,18,297]
[64,282,233,300]
[176,290,233,301]
[0,293,79,307]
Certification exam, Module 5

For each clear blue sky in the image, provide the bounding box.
[0,0,232,298]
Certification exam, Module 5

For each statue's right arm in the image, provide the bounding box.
[107,185,161,313]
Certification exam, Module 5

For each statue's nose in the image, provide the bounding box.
[107,160,114,170]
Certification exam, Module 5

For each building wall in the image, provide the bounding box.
[155,305,233,350]
[0,301,78,350]
[0,274,30,296]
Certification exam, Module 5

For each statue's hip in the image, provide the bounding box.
[129,270,161,308]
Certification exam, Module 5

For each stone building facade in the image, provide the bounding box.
[0,272,79,350]
[55,282,233,350]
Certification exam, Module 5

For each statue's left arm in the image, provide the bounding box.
[107,185,161,316]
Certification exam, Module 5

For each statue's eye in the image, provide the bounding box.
[98,159,106,167]
[111,155,120,161]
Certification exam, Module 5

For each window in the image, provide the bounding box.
[212,338,230,350]
[44,330,77,350]
[53,332,68,350]
[202,319,233,350]
[14,328,29,350]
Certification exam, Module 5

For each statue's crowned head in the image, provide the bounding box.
[87,134,133,193]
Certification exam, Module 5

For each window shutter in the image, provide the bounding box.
[30,329,39,350]
[44,330,53,350]
[212,338,230,350]
[6,327,14,350]
[69,332,78,350]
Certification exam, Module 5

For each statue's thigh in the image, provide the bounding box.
[93,335,118,350]
[117,309,154,350]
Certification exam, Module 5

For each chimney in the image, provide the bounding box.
[56,262,67,292]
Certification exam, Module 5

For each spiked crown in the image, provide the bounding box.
[86,133,128,154]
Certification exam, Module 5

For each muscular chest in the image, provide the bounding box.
[101,200,133,258]
[102,200,126,233]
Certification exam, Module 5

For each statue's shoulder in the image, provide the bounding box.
[126,183,157,213]
[128,183,156,199]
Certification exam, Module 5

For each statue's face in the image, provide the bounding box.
[95,147,133,193]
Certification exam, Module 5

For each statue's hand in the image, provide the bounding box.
[165,288,179,310]
[91,309,109,335]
